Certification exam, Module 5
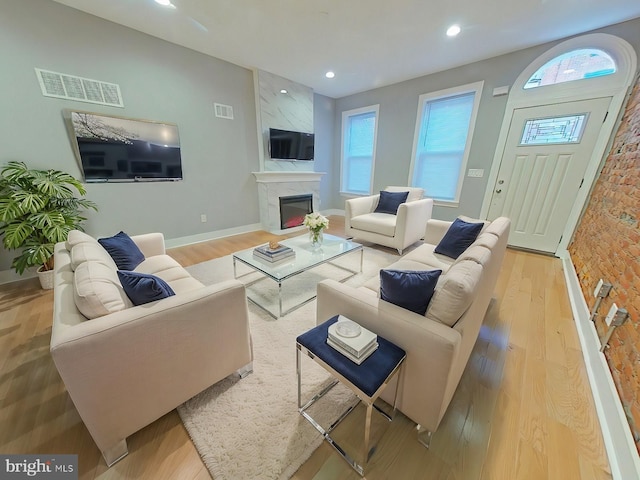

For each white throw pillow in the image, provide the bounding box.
[426,260,482,327]
[70,243,117,271]
[73,261,133,319]
[65,230,98,251]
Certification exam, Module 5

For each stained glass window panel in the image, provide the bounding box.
[520,114,587,145]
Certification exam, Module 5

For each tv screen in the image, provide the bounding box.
[269,128,314,160]
[68,111,183,182]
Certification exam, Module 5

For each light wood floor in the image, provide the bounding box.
[0,216,611,479]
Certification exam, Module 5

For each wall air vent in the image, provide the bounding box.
[214,103,234,120]
[35,68,124,107]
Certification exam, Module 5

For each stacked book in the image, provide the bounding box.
[252,243,295,262]
[327,316,378,365]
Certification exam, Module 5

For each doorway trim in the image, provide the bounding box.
[480,33,637,254]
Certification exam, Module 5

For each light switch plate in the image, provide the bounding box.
[467,169,484,178]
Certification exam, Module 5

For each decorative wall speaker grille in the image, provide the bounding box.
[214,103,234,119]
[35,68,124,107]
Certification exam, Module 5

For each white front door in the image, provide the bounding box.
[487,97,611,253]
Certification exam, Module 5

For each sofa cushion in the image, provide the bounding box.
[434,218,484,259]
[471,232,499,251]
[65,229,98,250]
[73,261,133,319]
[374,190,409,215]
[385,186,424,202]
[135,255,205,294]
[380,269,442,315]
[98,231,145,270]
[117,271,176,306]
[454,245,491,267]
[350,213,397,237]
[363,259,435,292]
[426,260,483,326]
[70,242,117,271]
[484,216,511,238]
[401,243,456,272]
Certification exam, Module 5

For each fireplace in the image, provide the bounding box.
[279,194,312,230]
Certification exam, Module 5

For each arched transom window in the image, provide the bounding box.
[524,48,616,89]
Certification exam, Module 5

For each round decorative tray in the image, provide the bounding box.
[335,320,362,338]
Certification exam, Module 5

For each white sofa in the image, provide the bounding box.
[317,217,510,445]
[345,186,433,254]
[51,231,253,466]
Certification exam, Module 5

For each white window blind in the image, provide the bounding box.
[410,84,481,203]
[341,106,378,195]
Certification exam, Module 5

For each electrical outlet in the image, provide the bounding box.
[605,303,619,327]
[467,169,484,178]
[200,214,207,223]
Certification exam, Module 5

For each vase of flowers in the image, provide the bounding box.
[303,212,329,248]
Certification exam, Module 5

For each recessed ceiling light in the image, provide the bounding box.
[155,0,176,7]
[446,25,461,37]
[280,89,288,94]
[325,71,335,79]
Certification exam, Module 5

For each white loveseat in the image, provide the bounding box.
[345,186,433,254]
[317,217,510,445]
[51,231,253,466]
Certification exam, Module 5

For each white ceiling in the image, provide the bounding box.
[53,0,640,99]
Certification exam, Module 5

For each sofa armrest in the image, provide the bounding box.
[424,219,453,245]
[131,232,166,257]
[50,279,251,457]
[317,279,461,431]
[395,198,434,245]
[345,195,380,222]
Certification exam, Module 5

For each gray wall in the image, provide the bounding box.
[0,0,264,270]
[331,17,640,219]
[312,93,336,210]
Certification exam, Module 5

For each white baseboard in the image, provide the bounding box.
[164,223,263,249]
[323,208,345,216]
[560,250,640,480]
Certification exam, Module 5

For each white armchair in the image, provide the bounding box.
[345,186,433,254]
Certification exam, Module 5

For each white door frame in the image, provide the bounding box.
[480,33,637,255]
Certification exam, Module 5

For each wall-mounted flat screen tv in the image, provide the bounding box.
[67,110,183,182]
[269,128,314,160]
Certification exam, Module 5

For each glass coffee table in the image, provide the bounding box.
[232,234,363,318]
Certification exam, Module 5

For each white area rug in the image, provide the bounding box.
[177,246,397,480]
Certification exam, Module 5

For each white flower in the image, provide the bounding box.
[303,212,329,232]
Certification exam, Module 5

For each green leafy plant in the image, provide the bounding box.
[0,161,97,274]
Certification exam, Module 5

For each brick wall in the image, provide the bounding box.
[569,74,640,454]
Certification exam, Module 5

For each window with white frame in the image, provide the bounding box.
[341,105,379,195]
[409,82,483,204]
[523,48,616,89]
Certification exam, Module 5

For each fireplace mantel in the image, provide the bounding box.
[252,171,326,183]
[253,171,325,234]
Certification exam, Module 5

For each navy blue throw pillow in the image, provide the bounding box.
[434,218,484,259]
[98,231,145,270]
[117,271,175,306]
[374,190,409,215]
[380,269,442,315]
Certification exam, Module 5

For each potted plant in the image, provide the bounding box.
[0,161,97,289]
